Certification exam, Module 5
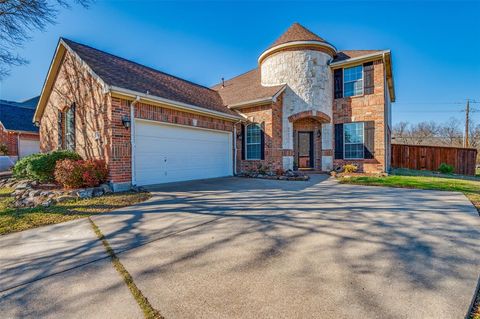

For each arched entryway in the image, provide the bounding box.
[288,111,331,171]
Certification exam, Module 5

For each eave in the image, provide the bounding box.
[329,50,396,102]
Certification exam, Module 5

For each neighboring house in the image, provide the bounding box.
[0,97,40,161]
[34,23,395,190]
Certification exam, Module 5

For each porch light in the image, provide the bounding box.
[122,115,131,129]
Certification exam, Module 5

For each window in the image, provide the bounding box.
[246,123,261,160]
[60,104,75,151]
[344,122,364,159]
[343,65,363,97]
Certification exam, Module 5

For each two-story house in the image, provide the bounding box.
[34,23,395,190]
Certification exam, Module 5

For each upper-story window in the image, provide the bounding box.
[343,65,363,97]
[246,123,262,160]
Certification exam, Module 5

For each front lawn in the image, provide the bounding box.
[0,187,151,235]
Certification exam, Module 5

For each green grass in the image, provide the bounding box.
[89,218,163,319]
[0,188,151,235]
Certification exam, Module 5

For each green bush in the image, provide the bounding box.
[13,150,81,182]
[438,163,454,174]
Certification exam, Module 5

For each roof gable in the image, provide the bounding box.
[61,39,237,116]
[212,69,284,107]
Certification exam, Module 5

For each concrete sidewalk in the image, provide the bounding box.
[0,219,142,318]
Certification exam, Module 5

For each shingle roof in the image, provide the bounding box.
[0,99,39,133]
[268,23,331,49]
[212,69,285,107]
[332,50,384,63]
[62,38,238,116]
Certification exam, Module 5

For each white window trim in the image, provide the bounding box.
[344,122,365,160]
[343,65,364,98]
[245,123,262,160]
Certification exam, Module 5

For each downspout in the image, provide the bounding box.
[130,96,140,185]
[233,120,243,175]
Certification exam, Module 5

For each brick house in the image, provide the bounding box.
[34,23,395,190]
[0,97,40,161]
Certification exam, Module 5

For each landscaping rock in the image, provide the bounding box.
[92,187,104,197]
[56,195,76,203]
[100,183,112,194]
[28,190,41,198]
[41,199,55,207]
[74,188,93,199]
[15,182,30,190]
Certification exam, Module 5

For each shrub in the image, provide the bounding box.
[12,153,44,179]
[13,150,81,182]
[55,159,108,189]
[438,163,454,174]
[275,168,285,176]
[343,164,358,173]
[0,143,8,155]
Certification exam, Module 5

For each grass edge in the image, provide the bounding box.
[88,217,163,319]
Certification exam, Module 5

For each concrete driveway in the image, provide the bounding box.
[1,175,479,318]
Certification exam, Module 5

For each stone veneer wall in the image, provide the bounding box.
[332,59,386,173]
[260,49,333,170]
[236,95,283,173]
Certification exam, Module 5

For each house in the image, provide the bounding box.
[34,23,395,190]
[0,97,40,161]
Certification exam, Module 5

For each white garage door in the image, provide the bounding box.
[134,120,233,186]
[19,138,40,158]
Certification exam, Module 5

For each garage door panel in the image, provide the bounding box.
[134,120,232,186]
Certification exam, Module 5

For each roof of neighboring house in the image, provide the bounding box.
[61,38,238,117]
[0,99,39,133]
[267,22,332,49]
[211,69,285,107]
[332,50,385,63]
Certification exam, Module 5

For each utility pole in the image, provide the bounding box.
[464,99,470,147]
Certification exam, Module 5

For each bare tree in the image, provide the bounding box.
[0,0,90,78]
[439,117,463,146]
[392,121,410,144]
[408,121,440,145]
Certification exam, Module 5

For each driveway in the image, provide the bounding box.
[1,175,479,318]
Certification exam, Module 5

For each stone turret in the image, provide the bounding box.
[259,23,336,169]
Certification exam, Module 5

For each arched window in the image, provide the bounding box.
[246,123,262,160]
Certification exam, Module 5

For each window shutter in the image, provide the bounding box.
[363,62,374,95]
[58,110,63,149]
[364,121,375,159]
[260,125,265,160]
[241,124,245,160]
[334,124,344,159]
[334,69,343,99]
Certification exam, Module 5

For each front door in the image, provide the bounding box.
[297,131,314,169]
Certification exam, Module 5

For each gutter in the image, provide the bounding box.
[329,50,391,68]
[130,96,140,186]
[110,86,244,122]
[228,85,287,109]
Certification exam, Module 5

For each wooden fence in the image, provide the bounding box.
[391,144,478,176]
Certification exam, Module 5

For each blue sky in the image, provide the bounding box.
[0,1,479,125]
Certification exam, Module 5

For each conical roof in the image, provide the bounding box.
[267,22,329,49]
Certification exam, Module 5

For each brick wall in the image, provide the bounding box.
[40,50,110,162]
[236,94,283,173]
[332,59,387,173]
[109,98,236,183]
